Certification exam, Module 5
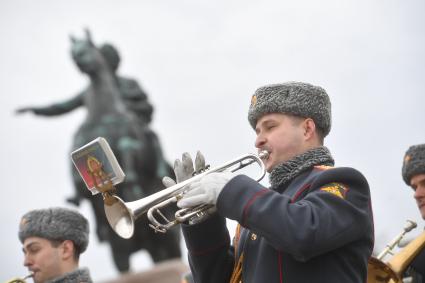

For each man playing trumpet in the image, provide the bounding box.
[165,82,374,282]
[402,144,425,282]
[18,207,92,283]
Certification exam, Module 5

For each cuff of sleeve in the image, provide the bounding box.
[182,213,230,255]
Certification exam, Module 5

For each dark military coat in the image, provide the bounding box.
[408,245,425,283]
[182,166,374,283]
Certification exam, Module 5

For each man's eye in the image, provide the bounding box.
[28,247,40,253]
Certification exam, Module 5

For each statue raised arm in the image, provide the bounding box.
[16,92,84,116]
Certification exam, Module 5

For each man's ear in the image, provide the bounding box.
[303,118,317,140]
[60,240,75,260]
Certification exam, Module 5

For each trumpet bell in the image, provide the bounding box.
[104,195,134,239]
[367,257,401,283]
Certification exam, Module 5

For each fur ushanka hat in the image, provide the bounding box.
[402,144,425,185]
[248,82,332,137]
[19,207,89,253]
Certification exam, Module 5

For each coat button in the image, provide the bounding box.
[251,233,257,241]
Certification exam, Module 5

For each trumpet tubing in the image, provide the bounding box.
[377,220,417,260]
[6,274,33,283]
[104,151,268,238]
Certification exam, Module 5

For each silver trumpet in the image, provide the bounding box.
[104,151,269,238]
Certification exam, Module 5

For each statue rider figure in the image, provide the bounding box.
[16,32,182,273]
[16,42,169,206]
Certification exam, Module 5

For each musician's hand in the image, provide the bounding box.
[162,151,206,187]
[177,171,236,208]
[162,176,177,188]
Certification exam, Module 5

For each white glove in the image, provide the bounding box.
[162,151,206,187]
[177,171,236,208]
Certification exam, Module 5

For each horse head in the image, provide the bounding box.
[69,29,108,76]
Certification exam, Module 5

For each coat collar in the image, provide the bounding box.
[269,146,334,190]
[46,268,92,283]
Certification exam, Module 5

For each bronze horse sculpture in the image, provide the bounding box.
[17,30,181,272]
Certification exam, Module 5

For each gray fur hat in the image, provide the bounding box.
[248,82,332,137]
[19,207,89,253]
[402,144,425,185]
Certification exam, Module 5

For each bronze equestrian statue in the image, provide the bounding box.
[16,29,181,272]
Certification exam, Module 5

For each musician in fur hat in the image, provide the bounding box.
[164,82,374,283]
[18,207,92,283]
[402,144,425,282]
[403,144,425,220]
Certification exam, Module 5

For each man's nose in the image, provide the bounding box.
[414,186,425,199]
[255,134,266,148]
[23,255,32,267]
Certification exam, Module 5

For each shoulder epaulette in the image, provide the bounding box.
[314,165,334,171]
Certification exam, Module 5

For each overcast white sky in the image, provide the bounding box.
[1,0,424,281]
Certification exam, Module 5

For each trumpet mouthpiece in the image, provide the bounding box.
[404,220,417,232]
[258,150,269,160]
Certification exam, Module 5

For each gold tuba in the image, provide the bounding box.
[6,274,33,283]
[368,220,425,283]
